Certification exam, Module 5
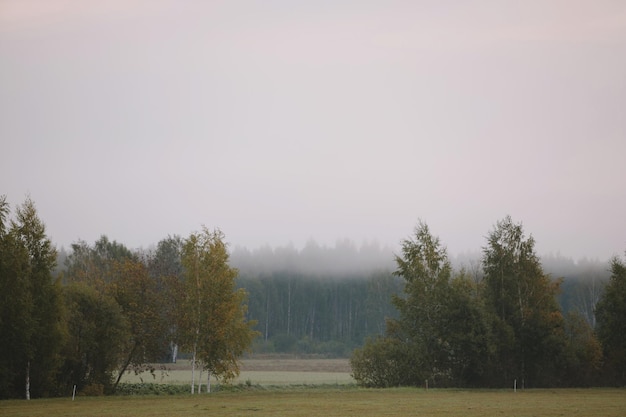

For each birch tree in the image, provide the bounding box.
[482,216,565,387]
[179,228,258,393]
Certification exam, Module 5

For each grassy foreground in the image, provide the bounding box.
[2,388,625,417]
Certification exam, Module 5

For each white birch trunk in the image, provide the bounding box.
[190,350,196,394]
[25,361,30,400]
[207,370,211,393]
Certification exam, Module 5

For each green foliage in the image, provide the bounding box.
[108,258,170,390]
[482,216,566,387]
[63,236,173,392]
[350,336,420,387]
[389,221,453,385]
[561,311,602,386]
[351,218,603,389]
[57,283,128,395]
[0,197,32,398]
[595,255,626,384]
[0,196,64,398]
[352,222,493,388]
[238,270,396,354]
[2,196,625,396]
[64,236,135,290]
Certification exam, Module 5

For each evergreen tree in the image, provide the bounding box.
[0,196,32,399]
[595,254,626,384]
[0,196,64,398]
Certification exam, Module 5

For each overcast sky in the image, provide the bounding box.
[1,0,625,261]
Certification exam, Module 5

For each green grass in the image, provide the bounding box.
[2,388,626,417]
[120,369,355,386]
[119,358,355,386]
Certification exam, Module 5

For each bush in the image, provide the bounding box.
[350,337,423,388]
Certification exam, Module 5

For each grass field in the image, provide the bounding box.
[3,388,626,417]
[2,359,625,416]
[120,358,355,386]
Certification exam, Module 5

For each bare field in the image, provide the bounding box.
[3,388,626,417]
[121,357,355,386]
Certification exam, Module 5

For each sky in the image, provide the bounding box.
[1,0,625,261]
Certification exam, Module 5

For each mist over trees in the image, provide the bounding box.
[1,195,624,398]
[230,239,395,276]
[351,217,620,388]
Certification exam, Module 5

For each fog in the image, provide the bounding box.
[2,1,625,261]
[231,239,396,276]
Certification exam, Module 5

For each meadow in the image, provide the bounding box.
[2,359,625,417]
[119,357,355,386]
[3,388,626,417]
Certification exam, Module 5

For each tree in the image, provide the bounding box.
[63,237,169,393]
[350,336,418,388]
[440,271,495,386]
[147,235,185,363]
[351,222,492,387]
[595,254,626,384]
[0,196,64,398]
[561,311,602,386]
[365,271,402,336]
[57,283,128,395]
[108,258,169,391]
[390,221,455,385]
[64,236,135,290]
[482,216,565,387]
[0,196,32,399]
[178,228,258,393]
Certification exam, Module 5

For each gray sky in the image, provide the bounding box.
[1,0,625,261]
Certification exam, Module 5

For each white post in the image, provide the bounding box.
[72,385,76,401]
[514,379,517,393]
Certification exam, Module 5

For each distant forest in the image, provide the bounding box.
[53,235,612,357]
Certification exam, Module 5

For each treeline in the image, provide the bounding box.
[351,218,626,388]
[237,270,402,356]
[2,195,624,398]
[230,246,611,356]
[0,197,256,399]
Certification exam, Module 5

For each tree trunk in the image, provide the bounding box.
[113,342,138,391]
[207,369,211,393]
[265,290,270,341]
[191,346,197,394]
[25,361,30,400]
[287,278,292,335]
